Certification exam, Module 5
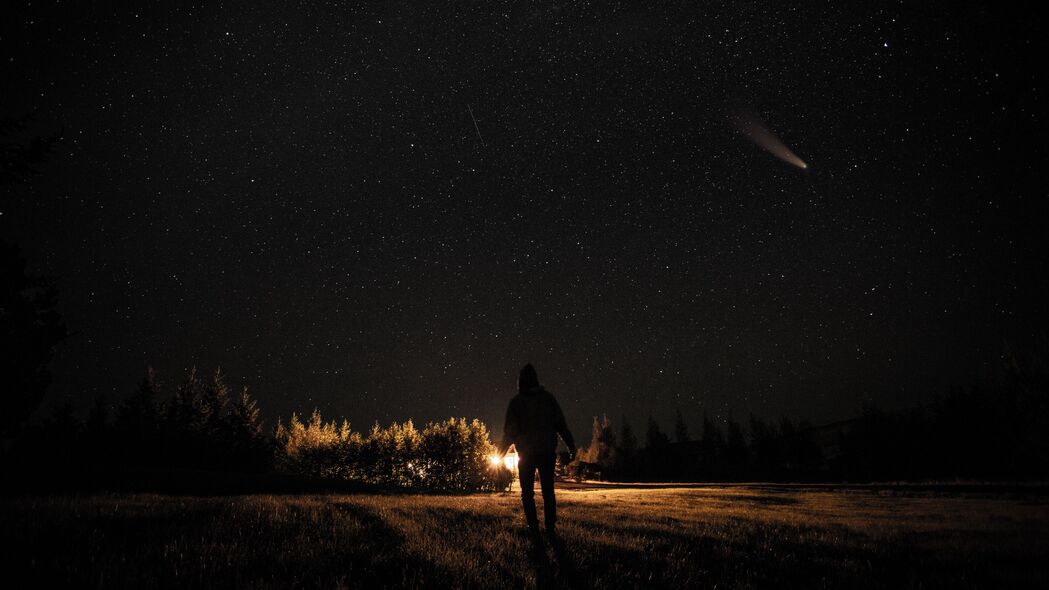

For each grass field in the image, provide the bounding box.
[2,484,1047,589]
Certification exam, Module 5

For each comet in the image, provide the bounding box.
[730,110,808,170]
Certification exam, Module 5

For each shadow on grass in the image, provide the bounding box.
[331,502,465,587]
[392,503,584,589]
[4,493,1046,589]
[523,529,585,590]
[549,532,581,589]
[387,503,544,588]
[0,496,462,588]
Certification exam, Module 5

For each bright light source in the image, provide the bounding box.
[489,452,519,470]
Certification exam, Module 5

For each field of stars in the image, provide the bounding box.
[2,2,1044,436]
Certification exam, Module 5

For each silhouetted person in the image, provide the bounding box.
[498,364,576,537]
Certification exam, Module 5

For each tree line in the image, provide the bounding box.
[3,366,511,493]
[5,353,1048,492]
[575,366,1049,483]
[6,355,1048,492]
[575,411,823,482]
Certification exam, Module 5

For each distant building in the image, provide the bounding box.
[565,460,602,482]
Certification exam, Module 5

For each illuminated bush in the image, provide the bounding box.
[419,418,499,492]
[275,411,506,491]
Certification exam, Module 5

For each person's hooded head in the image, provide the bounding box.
[519,363,540,394]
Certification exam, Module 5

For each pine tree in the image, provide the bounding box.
[582,416,602,463]
[749,414,777,479]
[614,415,639,480]
[700,413,725,478]
[674,408,690,443]
[170,366,209,431]
[202,367,232,438]
[645,415,670,452]
[581,415,617,469]
[619,415,638,454]
[643,416,672,480]
[597,415,617,471]
[701,413,724,450]
[1,239,68,433]
[725,415,748,478]
[116,366,161,439]
[230,385,263,439]
[86,395,110,436]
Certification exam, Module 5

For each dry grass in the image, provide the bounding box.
[2,485,1047,589]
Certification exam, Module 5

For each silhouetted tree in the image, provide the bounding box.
[84,394,115,469]
[612,414,639,479]
[699,413,725,479]
[645,415,670,452]
[1,117,65,435]
[643,416,672,480]
[749,415,778,479]
[673,408,690,443]
[724,416,747,479]
[86,395,110,437]
[168,367,209,433]
[115,367,161,440]
[230,386,262,438]
[0,114,60,185]
[777,417,821,480]
[226,385,269,470]
[204,367,232,434]
[619,415,638,454]
[6,402,83,485]
[0,240,67,434]
[1001,336,1049,475]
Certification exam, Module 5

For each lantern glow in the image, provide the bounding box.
[489,452,519,470]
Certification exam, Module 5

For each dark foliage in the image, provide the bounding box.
[4,366,272,492]
[583,352,1049,483]
[1,365,510,494]
[0,113,61,185]
[0,240,67,434]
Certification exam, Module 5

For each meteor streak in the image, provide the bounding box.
[730,110,808,170]
[467,104,486,148]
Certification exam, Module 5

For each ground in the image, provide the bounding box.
[2,483,1047,589]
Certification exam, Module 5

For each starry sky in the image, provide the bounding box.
[3,2,1046,439]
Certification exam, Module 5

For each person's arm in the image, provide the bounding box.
[498,399,519,456]
[552,397,576,458]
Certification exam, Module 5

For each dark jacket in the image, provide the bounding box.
[499,386,575,456]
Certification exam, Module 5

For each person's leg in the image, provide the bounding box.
[537,452,557,531]
[518,454,539,530]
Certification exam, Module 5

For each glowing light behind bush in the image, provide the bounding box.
[489,451,519,470]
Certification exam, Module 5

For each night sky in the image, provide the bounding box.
[3,2,1046,440]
